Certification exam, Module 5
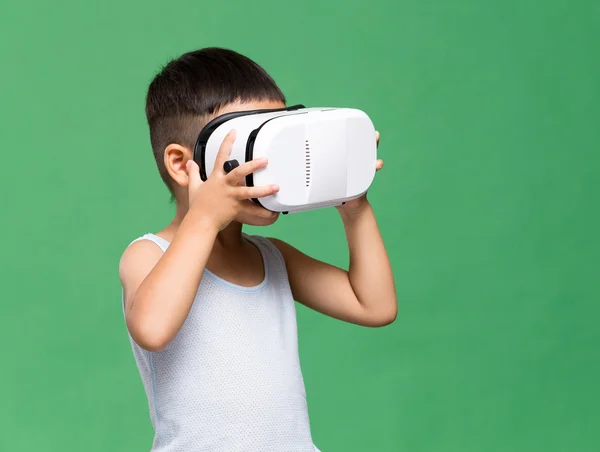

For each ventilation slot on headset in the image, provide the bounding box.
[305,140,311,187]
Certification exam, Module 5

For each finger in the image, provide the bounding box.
[239,200,279,219]
[226,157,268,182]
[376,159,384,171]
[236,184,280,200]
[213,130,237,174]
[375,131,380,147]
[186,160,203,192]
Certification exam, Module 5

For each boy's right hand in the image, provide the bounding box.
[185,130,280,231]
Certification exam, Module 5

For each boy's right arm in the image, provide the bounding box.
[119,214,218,352]
[119,130,279,352]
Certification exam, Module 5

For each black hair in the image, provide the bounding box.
[145,47,286,194]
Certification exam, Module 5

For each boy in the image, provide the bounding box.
[119,47,397,452]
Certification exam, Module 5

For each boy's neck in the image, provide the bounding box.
[164,201,245,249]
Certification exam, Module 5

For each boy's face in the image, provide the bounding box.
[218,99,286,227]
[168,99,286,227]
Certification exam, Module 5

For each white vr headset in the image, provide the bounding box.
[193,105,377,214]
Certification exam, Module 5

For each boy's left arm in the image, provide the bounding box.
[269,133,398,327]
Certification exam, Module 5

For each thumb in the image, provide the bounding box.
[186,160,202,193]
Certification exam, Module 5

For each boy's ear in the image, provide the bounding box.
[164,144,194,187]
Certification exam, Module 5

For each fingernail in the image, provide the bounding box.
[272,184,280,191]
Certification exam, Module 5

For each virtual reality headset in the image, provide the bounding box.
[193,105,377,214]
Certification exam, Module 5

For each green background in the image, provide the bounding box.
[1,0,598,451]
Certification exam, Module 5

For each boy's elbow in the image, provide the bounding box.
[137,335,170,353]
[127,317,172,352]
[373,308,397,327]
[367,301,398,327]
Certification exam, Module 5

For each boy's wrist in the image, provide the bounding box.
[181,209,221,237]
[339,199,373,223]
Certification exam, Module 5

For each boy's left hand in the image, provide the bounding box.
[270,131,396,328]
[337,131,383,216]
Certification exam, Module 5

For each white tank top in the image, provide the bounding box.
[123,233,319,452]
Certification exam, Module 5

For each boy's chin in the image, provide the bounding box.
[238,212,280,227]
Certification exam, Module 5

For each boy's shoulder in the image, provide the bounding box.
[119,235,165,286]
